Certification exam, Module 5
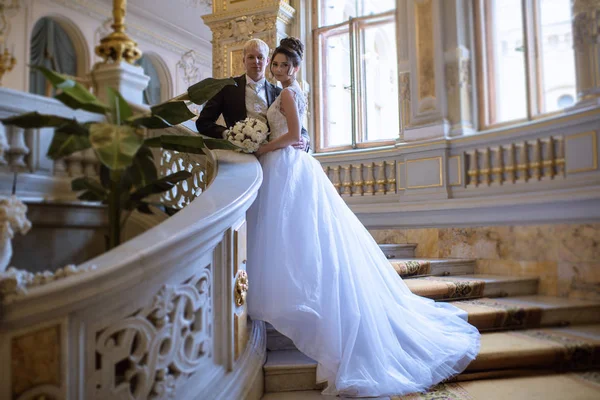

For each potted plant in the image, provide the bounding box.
[0,66,238,249]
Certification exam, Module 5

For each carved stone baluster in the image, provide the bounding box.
[483,148,492,186]
[352,164,364,196]
[557,137,566,176]
[333,166,342,195]
[494,146,504,185]
[83,148,99,177]
[466,150,478,187]
[508,143,517,184]
[6,126,30,171]
[65,151,85,177]
[385,161,396,193]
[534,138,543,180]
[341,165,352,197]
[375,162,387,195]
[547,137,556,179]
[364,162,375,195]
[519,142,530,182]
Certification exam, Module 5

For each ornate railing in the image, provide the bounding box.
[315,106,600,227]
[0,90,265,400]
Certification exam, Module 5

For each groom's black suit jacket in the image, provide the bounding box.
[195,74,309,149]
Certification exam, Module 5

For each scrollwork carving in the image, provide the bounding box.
[94,266,212,399]
[211,14,276,40]
[159,149,212,209]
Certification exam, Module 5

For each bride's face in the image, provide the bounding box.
[271,54,298,83]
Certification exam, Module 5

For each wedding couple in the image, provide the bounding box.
[196,38,480,398]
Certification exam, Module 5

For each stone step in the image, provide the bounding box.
[390,258,475,278]
[379,243,418,259]
[263,324,600,393]
[404,274,539,301]
[266,295,600,351]
[261,370,600,400]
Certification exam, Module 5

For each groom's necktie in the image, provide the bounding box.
[246,80,268,123]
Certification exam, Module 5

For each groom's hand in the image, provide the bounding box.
[292,136,308,151]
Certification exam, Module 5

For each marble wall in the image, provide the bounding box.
[369,224,600,300]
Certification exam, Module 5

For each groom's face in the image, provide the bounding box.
[243,47,269,81]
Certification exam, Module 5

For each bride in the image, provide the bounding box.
[246,37,480,398]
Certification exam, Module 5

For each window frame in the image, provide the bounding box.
[474,0,572,130]
[312,2,399,153]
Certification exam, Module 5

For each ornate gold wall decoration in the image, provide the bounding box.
[414,0,435,109]
[11,324,61,397]
[203,2,294,78]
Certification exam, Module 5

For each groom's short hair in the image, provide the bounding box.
[243,38,270,57]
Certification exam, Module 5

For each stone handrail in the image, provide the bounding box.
[0,89,266,399]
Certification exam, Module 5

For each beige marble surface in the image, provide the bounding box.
[369,223,600,299]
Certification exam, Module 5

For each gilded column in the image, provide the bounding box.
[571,0,600,106]
[202,0,296,79]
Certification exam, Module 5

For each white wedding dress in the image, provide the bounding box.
[247,82,480,397]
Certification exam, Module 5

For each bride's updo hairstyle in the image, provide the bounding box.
[270,37,304,76]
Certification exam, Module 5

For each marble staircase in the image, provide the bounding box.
[260,244,600,399]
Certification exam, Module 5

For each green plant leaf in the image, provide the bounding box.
[129,146,157,188]
[127,115,171,129]
[47,128,92,159]
[78,190,106,202]
[150,101,196,125]
[187,77,237,106]
[128,170,192,205]
[71,177,107,201]
[0,112,74,128]
[54,93,108,114]
[89,123,144,171]
[31,66,108,114]
[203,138,240,151]
[144,135,207,154]
[107,87,133,125]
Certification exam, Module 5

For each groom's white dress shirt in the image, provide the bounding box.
[245,75,269,124]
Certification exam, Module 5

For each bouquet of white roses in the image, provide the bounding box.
[223,117,269,153]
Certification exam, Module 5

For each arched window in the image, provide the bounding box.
[29,17,77,96]
[137,55,162,105]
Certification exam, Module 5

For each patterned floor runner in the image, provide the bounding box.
[394,371,600,400]
[390,260,431,277]
[453,298,543,331]
[405,277,486,300]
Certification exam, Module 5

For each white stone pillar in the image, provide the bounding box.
[90,61,150,106]
[571,0,600,107]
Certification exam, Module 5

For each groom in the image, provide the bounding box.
[196,38,310,151]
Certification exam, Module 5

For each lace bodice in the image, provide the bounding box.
[266,82,307,140]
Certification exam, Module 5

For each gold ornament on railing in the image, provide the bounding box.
[95,0,142,64]
[0,44,15,86]
[234,270,249,307]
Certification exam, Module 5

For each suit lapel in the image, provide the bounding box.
[236,75,247,120]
